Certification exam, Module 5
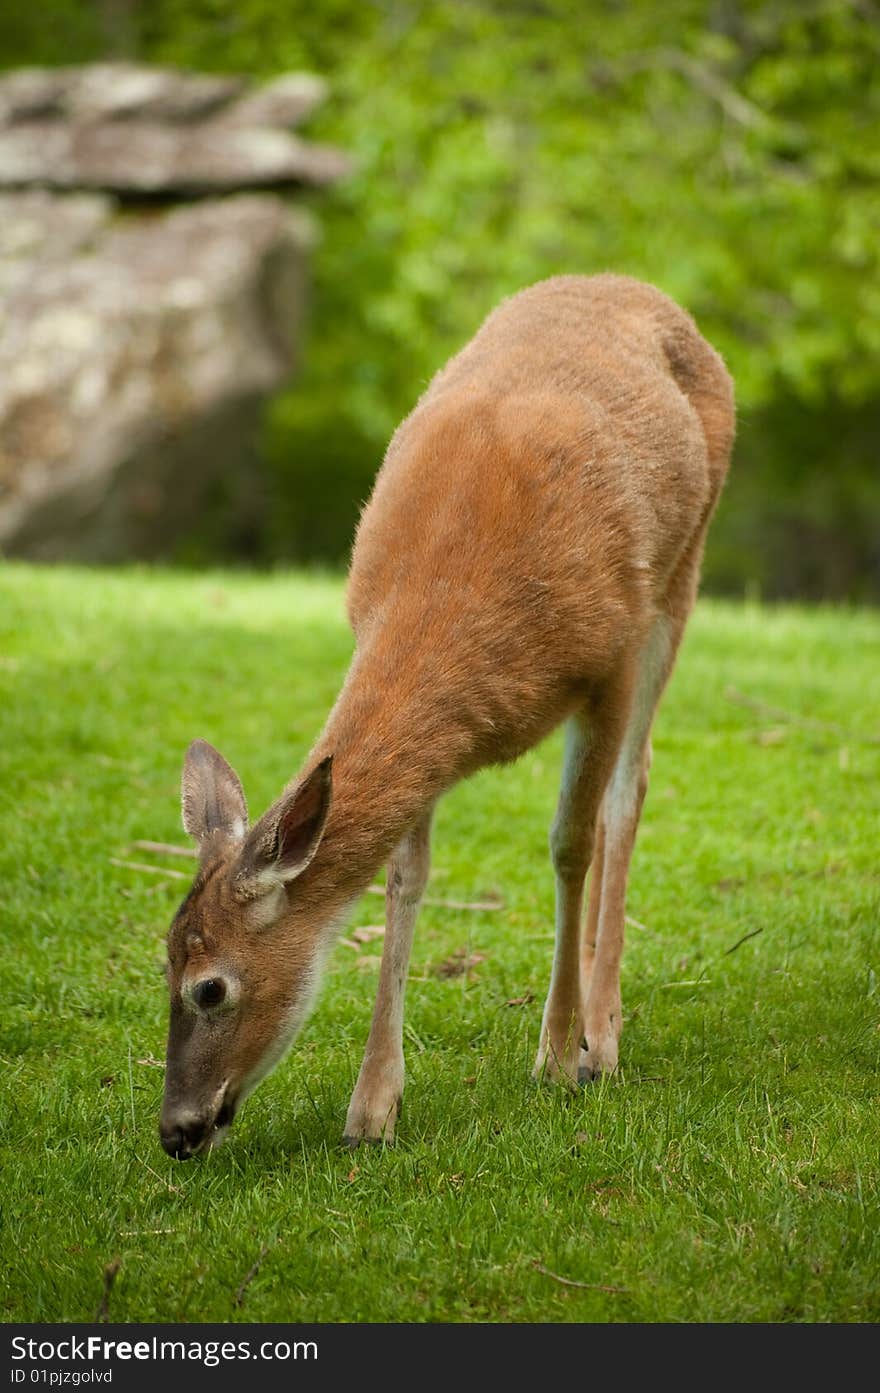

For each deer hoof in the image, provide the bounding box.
[578,1032,619,1082]
[341,1091,402,1148]
[341,1133,384,1150]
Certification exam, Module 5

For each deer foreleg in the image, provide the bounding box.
[343,809,433,1145]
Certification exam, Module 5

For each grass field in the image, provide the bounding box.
[0,563,878,1323]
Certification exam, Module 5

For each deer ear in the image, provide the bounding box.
[181,739,248,852]
[235,756,333,897]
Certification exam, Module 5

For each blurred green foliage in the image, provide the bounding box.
[2,1,878,596]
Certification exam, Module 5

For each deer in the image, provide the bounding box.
[159,273,734,1160]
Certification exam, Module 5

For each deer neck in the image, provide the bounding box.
[286,618,477,919]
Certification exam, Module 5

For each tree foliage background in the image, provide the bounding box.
[2,0,878,598]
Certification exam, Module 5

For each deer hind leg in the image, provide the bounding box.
[534,682,631,1087]
[581,800,607,1000]
[579,614,680,1081]
[343,808,433,1147]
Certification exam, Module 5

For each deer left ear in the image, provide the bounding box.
[181,739,248,855]
[235,756,333,897]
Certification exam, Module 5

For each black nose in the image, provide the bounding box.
[160,1119,206,1160]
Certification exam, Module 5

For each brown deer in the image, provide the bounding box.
[159,274,734,1160]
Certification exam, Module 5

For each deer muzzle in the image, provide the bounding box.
[159,1080,237,1161]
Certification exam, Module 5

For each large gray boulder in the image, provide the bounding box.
[0,191,314,560]
[0,63,347,191]
[0,65,347,561]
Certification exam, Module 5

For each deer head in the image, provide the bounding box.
[159,739,333,1160]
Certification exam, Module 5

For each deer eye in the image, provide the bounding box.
[193,977,226,1009]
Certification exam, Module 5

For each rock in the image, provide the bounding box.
[0,68,71,123]
[0,192,315,560]
[0,63,347,562]
[55,65,245,122]
[0,190,112,291]
[0,118,349,194]
[0,64,242,124]
[214,73,328,130]
[0,63,349,194]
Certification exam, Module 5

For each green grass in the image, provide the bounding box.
[1,563,878,1323]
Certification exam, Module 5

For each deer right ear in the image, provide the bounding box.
[234,755,333,899]
[181,739,248,853]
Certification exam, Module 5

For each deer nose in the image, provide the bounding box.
[159,1117,207,1161]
